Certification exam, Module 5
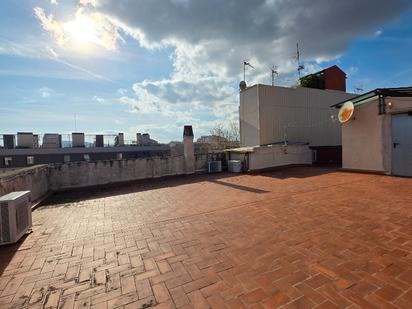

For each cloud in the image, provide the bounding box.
[117,88,127,96]
[94,0,411,79]
[34,6,123,51]
[119,75,238,122]
[39,87,54,98]
[52,57,110,81]
[0,37,110,81]
[34,7,66,46]
[93,95,105,103]
[347,66,359,76]
[50,0,58,5]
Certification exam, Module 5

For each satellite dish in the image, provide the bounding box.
[338,101,354,123]
[239,80,247,91]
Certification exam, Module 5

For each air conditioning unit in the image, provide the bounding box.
[0,191,32,245]
[208,161,222,173]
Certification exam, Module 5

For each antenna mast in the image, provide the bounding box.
[243,60,255,82]
[271,66,278,86]
[355,85,364,94]
[296,43,304,78]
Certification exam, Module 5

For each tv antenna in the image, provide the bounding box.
[354,85,364,94]
[296,42,304,78]
[271,65,278,86]
[243,60,255,82]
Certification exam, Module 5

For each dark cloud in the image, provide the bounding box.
[96,0,411,65]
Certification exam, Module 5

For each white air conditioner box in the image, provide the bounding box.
[208,161,222,173]
[0,191,32,245]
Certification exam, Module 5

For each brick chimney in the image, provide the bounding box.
[183,125,195,174]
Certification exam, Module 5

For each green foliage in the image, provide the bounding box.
[300,74,325,90]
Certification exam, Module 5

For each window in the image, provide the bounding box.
[116,153,123,160]
[27,156,34,165]
[64,155,70,163]
[84,154,90,161]
[4,157,12,167]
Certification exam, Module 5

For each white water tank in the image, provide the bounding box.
[228,160,242,173]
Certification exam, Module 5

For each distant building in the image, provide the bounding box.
[42,134,61,149]
[136,133,158,146]
[0,131,168,168]
[0,146,170,168]
[17,132,37,149]
[197,135,227,144]
[168,141,210,156]
[299,65,347,92]
[197,135,239,150]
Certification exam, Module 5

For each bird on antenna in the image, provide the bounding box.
[243,60,255,82]
[271,65,278,86]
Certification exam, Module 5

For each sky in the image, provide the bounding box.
[1,0,412,143]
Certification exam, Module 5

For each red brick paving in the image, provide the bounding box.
[1,166,411,308]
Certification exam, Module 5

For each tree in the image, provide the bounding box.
[208,121,240,150]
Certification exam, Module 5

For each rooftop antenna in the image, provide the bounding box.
[354,85,364,94]
[271,65,278,86]
[243,60,255,82]
[296,42,304,79]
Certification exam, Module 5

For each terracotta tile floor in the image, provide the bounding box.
[1,166,412,309]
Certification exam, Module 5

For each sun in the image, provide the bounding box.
[63,15,99,45]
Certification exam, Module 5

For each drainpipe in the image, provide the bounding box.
[378,95,386,115]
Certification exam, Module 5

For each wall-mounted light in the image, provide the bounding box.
[387,101,393,108]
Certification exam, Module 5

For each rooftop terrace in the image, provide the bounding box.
[0,166,411,308]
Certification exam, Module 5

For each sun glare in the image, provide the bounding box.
[63,16,99,46]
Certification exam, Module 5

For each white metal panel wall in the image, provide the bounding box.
[240,86,260,146]
[257,85,355,146]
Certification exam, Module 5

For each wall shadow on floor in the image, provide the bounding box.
[40,165,339,207]
[255,165,340,180]
[0,234,29,276]
[207,179,269,194]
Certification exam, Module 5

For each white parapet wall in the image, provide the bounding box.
[227,143,312,171]
[249,144,312,170]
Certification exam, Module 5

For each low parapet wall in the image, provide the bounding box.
[49,156,187,190]
[249,144,312,170]
[0,165,49,202]
[227,143,312,171]
[0,154,210,199]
